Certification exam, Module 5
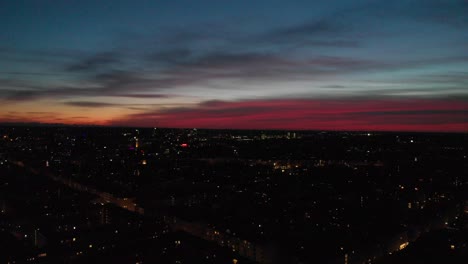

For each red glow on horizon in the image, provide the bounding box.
[111,98,468,132]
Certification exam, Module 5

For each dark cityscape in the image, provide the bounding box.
[0,126,466,263]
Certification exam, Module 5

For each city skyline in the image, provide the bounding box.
[1,0,468,131]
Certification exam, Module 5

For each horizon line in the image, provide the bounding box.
[0,122,466,134]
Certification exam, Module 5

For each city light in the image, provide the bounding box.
[399,242,409,250]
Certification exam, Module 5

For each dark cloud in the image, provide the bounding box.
[126,106,151,111]
[111,98,468,132]
[63,101,180,109]
[3,50,466,103]
[2,90,47,101]
[1,48,467,103]
[26,111,56,115]
[321,85,346,89]
[66,52,119,72]
[64,101,121,108]
[360,109,468,117]
[1,87,98,101]
[164,52,380,84]
[398,72,468,85]
[0,69,172,101]
[0,71,70,76]
[112,93,170,98]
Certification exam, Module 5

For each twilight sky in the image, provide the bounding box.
[1,0,467,131]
